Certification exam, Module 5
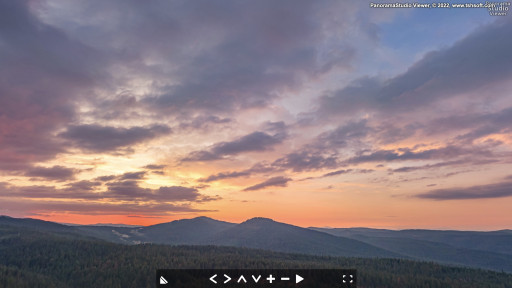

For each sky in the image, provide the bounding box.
[0,0,511,230]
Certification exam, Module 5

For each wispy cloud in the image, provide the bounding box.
[183,130,287,161]
[243,176,292,191]
[417,177,512,200]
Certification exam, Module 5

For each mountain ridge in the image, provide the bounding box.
[2,215,511,272]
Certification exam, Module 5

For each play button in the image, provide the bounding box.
[295,274,304,283]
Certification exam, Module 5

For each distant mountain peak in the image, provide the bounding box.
[192,216,215,221]
[243,217,276,224]
[171,216,219,223]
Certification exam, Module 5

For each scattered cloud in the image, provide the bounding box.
[4,199,213,216]
[272,151,338,172]
[199,163,275,182]
[1,184,100,200]
[0,179,219,204]
[179,115,232,130]
[322,169,353,178]
[25,165,78,181]
[119,171,147,180]
[59,124,171,152]
[417,179,512,200]
[390,160,469,173]
[143,164,167,170]
[243,176,292,191]
[200,170,252,183]
[344,145,492,165]
[183,131,286,161]
[95,175,117,182]
[65,180,102,193]
[156,186,202,202]
[142,164,166,175]
[315,120,372,151]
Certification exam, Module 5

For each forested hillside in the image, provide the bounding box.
[1,225,511,288]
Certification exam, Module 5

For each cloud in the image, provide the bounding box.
[104,180,152,200]
[142,164,166,175]
[104,180,217,203]
[182,131,286,161]
[390,160,469,173]
[298,168,373,180]
[33,0,360,117]
[200,170,252,183]
[212,132,285,155]
[200,148,342,182]
[344,145,492,165]
[315,120,372,150]
[243,176,292,191]
[416,179,512,200]
[179,115,232,130]
[0,1,105,171]
[2,199,213,216]
[0,179,218,204]
[25,165,77,181]
[199,163,275,182]
[156,186,202,202]
[119,171,147,180]
[417,107,512,145]
[374,122,422,145]
[95,175,117,182]
[322,169,353,177]
[65,180,102,193]
[455,107,512,143]
[319,18,512,115]
[59,124,171,152]
[198,120,369,175]
[236,121,368,173]
[94,171,148,182]
[1,184,101,200]
[272,151,338,172]
[143,164,167,170]
[130,0,356,113]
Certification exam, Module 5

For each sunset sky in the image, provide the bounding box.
[1,0,511,229]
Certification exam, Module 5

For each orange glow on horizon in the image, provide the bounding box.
[32,213,180,227]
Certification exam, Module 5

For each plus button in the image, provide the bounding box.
[267,274,276,283]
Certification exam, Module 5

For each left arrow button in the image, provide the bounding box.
[210,274,217,284]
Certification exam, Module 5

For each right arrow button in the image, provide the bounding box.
[223,274,231,284]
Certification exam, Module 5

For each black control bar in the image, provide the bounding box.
[157,268,357,287]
